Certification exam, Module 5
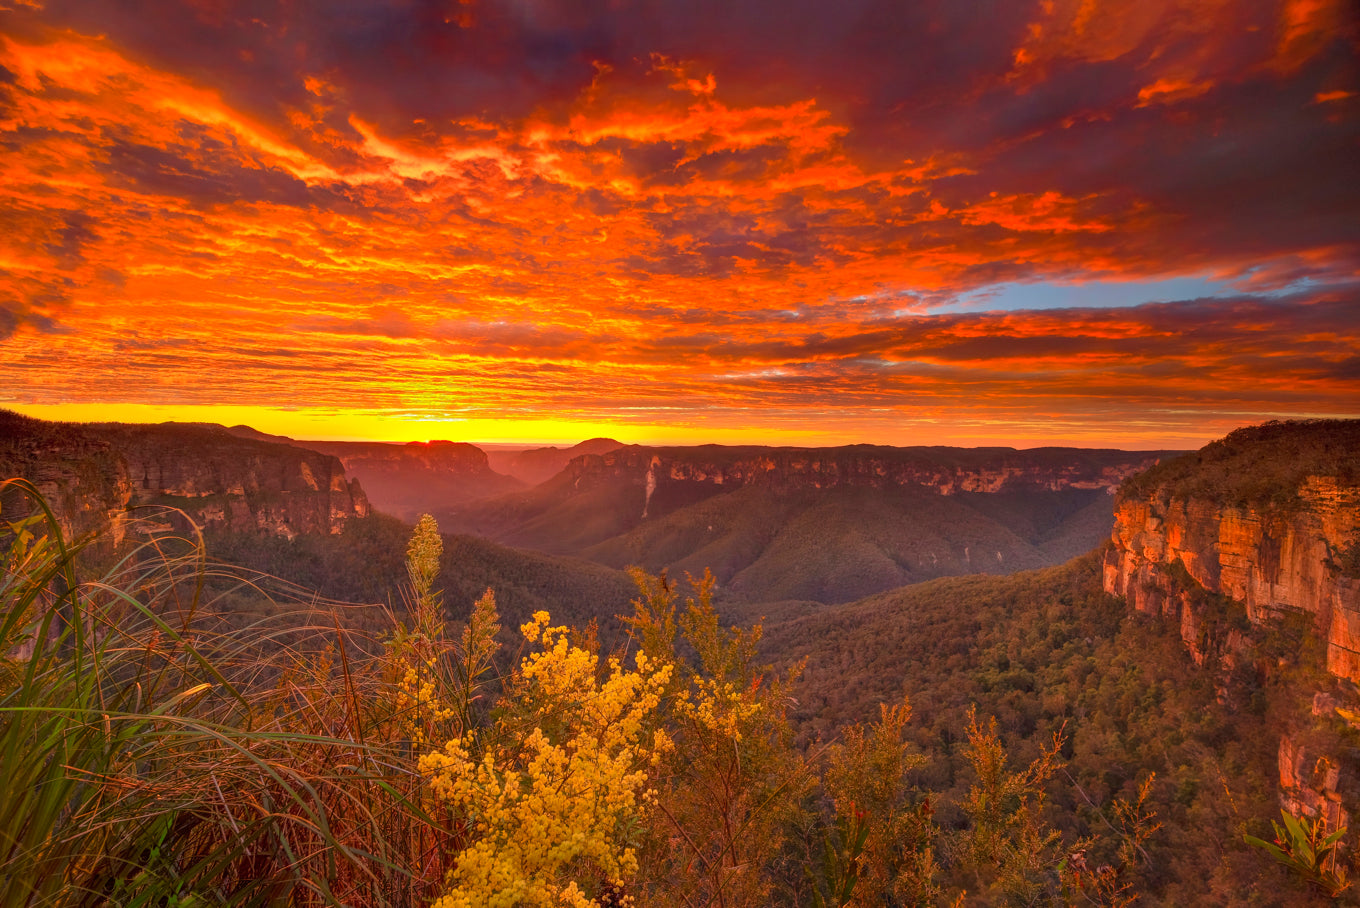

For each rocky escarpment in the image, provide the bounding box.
[557,444,1172,499]
[485,438,624,486]
[0,412,370,541]
[299,439,523,520]
[1102,420,1360,835]
[1103,438,1360,681]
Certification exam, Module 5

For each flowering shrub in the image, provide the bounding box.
[421,612,673,907]
[391,514,452,744]
[625,570,808,908]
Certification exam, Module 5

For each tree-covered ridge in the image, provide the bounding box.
[583,442,1178,474]
[0,407,335,465]
[1118,419,1360,508]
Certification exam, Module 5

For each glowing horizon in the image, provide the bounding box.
[2,1,1356,448]
[4,401,1310,452]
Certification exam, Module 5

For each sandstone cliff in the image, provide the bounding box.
[1102,420,1360,834]
[1103,427,1360,681]
[0,412,370,541]
[558,443,1170,500]
[300,439,522,520]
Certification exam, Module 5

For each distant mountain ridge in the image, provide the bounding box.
[484,437,624,485]
[437,442,1177,603]
[299,439,523,521]
[559,443,1171,495]
[2,410,1182,608]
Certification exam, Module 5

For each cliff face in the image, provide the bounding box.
[299,440,523,520]
[558,444,1170,502]
[1,414,370,541]
[1103,477,1360,680]
[1102,420,1360,835]
[485,438,624,486]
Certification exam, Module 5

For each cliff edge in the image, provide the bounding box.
[0,411,371,541]
[1103,420,1360,680]
[1103,420,1360,833]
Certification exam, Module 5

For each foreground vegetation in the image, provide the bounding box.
[0,479,1345,905]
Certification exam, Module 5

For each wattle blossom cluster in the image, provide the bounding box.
[391,514,452,745]
[421,611,673,907]
[394,661,456,745]
[673,676,764,742]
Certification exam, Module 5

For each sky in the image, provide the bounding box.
[0,0,1357,448]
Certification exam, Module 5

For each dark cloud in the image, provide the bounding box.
[42,211,98,268]
[101,131,313,208]
[0,298,70,340]
[20,0,1352,272]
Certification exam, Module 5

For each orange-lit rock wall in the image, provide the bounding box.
[1103,478,1360,680]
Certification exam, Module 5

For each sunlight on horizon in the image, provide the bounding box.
[5,401,1249,450]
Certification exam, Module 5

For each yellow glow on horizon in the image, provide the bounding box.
[3,401,1229,450]
[3,402,830,447]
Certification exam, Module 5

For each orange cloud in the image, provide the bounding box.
[1135,77,1215,107]
[1273,0,1351,73]
[1314,89,1355,104]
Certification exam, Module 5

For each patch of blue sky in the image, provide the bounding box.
[942,275,1238,313]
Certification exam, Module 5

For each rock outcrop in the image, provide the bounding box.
[0,412,370,541]
[555,444,1171,497]
[1103,453,1360,681]
[1280,728,1354,833]
[1102,420,1360,834]
[298,439,523,520]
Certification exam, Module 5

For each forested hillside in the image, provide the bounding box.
[764,553,1310,903]
[438,443,1172,603]
[582,484,1116,603]
[1120,420,1360,508]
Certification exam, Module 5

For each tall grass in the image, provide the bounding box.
[0,479,459,906]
